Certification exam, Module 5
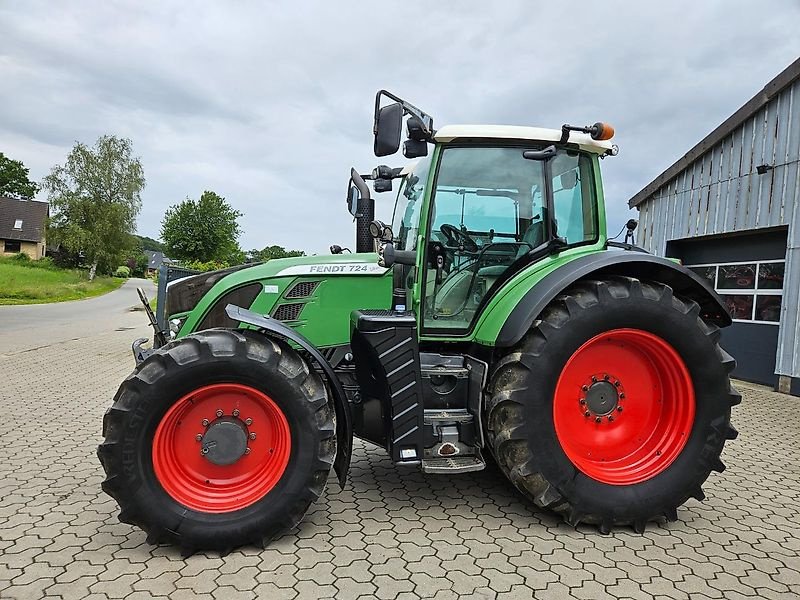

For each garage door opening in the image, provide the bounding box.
[666,227,788,387]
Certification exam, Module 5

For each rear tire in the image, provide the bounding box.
[486,276,739,533]
[98,329,335,552]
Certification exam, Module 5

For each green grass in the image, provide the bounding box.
[0,258,125,305]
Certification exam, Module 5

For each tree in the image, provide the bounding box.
[126,253,149,278]
[0,152,39,199]
[246,245,305,263]
[43,136,145,280]
[161,191,243,264]
[135,234,164,253]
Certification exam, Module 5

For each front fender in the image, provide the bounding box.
[494,251,731,348]
[225,304,352,487]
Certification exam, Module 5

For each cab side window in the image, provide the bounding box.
[550,152,597,244]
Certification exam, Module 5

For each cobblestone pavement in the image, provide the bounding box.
[1,320,798,600]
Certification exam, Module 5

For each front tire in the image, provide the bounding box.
[98,329,335,552]
[486,276,739,533]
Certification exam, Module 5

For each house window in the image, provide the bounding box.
[13,219,23,229]
[687,260,784,324]
[4,240,21,253]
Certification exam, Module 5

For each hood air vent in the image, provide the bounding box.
[272,303,305,322]
[285,281,320,298]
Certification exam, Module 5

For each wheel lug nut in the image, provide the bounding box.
[195,434,202,442]
[201,447,208,455]
[581,385,588,392]
[608,415,614,422]
[617,406,623,412]
[584,411,591,417]
[245,418,253,425]
[245,447,251,455]
[215,409,224,418]
[595,417,602,423]
[232,409,240,417]
[579,399,586,405]
[619,393,625,399]
[614,381,621,387]
[603,374,610,380]
[201,419,209,427]
[591,376,597,383]
[249,432,257,440]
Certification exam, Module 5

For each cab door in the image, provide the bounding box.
[419,144,598,336]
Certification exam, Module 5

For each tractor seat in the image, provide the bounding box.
[476,220,545,278]
[516,219,544,257]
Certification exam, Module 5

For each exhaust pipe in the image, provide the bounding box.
[350,168,375,254]
[355,195,375,253]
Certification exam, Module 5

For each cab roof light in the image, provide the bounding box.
[560,122,615,144]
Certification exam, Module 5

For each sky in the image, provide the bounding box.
[2,1,799,255]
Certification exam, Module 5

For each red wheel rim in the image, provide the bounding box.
[553,329,695,485]
[152,383,291,512]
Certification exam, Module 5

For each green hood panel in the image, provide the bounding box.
[220,252,387,282]
[177,253,392,348]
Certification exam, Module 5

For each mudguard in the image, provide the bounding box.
[225,304,352,487]
[496,251,731,348]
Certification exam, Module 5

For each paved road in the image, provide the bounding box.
[0,304,798,598]
[0,278,156,354]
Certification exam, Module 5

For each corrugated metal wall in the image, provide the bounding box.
[637,77,800,379]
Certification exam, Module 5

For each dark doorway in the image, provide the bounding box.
[667,227,788,387]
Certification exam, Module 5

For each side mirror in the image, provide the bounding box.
[403,139,428,159]
[374,178,392,193]
[560,171,578,190]
[374,102,403,157]
[346,181,360,216]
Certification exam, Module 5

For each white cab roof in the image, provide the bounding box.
[433,124,614,154]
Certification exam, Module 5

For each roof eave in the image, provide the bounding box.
[629,56,800,209]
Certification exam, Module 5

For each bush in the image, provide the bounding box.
[183,259,230,272]
[49,247,83,269]
[0,254,59,270]
[22,256,59,270]
[36,257,57,269]
[114,265,131,278]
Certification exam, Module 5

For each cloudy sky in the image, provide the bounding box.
[2,1,799,254]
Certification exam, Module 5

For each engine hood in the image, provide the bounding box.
[171,252,393,349]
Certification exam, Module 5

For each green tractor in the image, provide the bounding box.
[99,91,739,551]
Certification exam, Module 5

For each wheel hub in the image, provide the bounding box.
[201,418,249,465]
[585,381,618,416]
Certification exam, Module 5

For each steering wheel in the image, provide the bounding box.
[440,224,479,252]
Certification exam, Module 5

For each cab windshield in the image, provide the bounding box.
[391,156,431,251]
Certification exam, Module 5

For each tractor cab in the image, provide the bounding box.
[390,142,602,331]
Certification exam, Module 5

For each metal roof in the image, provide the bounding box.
[0,196,48,243]
[629,56,800,209]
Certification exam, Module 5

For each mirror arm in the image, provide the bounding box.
[374,90,435,140]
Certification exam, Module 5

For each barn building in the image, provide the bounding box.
[629,57,800,395]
